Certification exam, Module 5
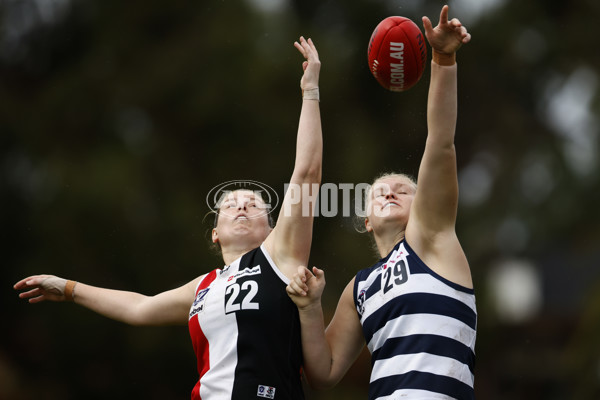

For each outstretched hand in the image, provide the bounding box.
[294,36,321,90]
[14,274,69,303]
[422,5,471,55]
[286,265,325,310]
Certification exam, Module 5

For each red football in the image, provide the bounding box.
[367,16,427,92]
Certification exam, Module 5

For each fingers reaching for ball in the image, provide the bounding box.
[422,5,471,55]
[294,36,321,91]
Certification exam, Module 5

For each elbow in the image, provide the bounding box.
[292,163,322,185]
[310,381,337,391]
[304,372,340,391]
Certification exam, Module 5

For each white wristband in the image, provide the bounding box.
[302,87,319,101]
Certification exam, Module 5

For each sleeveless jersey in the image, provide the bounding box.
[353,239,477,400]
[188,244,304,400]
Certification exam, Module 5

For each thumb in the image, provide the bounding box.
[312,266,324,279]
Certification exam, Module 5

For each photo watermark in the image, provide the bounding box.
[206,180,407,220]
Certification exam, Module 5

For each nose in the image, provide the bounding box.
[385,192,397,200]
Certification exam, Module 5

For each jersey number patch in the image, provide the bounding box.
[225,280,259,314]
[382,260,408,294]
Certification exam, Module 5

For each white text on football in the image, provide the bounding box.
[389,42,405,90]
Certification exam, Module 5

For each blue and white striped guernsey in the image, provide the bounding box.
[353,239,477,400]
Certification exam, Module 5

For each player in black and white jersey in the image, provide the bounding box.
[287,6,476,400]
[14,36,322,400]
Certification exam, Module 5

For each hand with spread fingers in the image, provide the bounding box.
[422,5,471,56]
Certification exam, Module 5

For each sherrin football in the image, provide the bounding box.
[368,16,427,92]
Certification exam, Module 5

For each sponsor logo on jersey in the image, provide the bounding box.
[220,265,231,275]
[227,265,261,282]
[257,384,276,399]
[383,249,404,270]
[189,288,210,318]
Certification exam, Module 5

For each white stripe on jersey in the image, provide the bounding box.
[260,244,291,285]
[375,388,458,400]
[196,281,239,398]
[367,313,477,354]
[358,274,476,323]
[371,352,475,387]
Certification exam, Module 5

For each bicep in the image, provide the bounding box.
[325,279,365,383]
[264,178,317,274]
[412,140,459,231]
[134,276,200,326]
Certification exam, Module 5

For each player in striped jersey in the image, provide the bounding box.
[14,36,322,399]
[286,6,475,399]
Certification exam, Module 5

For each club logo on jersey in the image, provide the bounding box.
[227,265,262,282]
[257,384,276,399]
[189,288,210,318]
[357,289,367,317]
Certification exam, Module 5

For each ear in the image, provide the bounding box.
[365,217,373,233]
[212,228,219,243]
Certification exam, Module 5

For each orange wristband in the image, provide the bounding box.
[433,51,456,66]
[64,280,77,301]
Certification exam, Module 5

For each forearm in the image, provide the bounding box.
[72,282,155,326]
[427,60,457,145]
[16,274,197,326]
[72,281,191,326]
[298,303,337,389]
[292,98,322,183]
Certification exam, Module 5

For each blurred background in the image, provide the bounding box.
[2,0,600,399]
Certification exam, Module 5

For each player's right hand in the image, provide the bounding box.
[14,274,69,303]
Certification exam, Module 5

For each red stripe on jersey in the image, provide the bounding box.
[189,270,218,400]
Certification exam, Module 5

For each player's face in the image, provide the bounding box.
[213,190,272,248]
[366,177,415,232]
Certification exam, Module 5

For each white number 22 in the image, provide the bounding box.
[225,280,259,314]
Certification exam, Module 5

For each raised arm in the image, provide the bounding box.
[264,37,322,278]
[406,5,473,287]
[287,268,365,389]
[410,5,470,234]
[14,274,200,326]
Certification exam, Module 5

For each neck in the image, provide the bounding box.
[221,243,260,266]
[374,229,405,258]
